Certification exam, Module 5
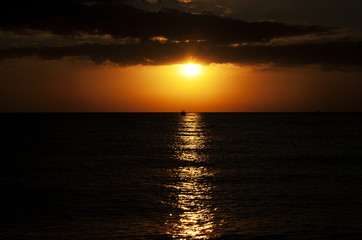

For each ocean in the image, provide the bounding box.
[1,113,362,239]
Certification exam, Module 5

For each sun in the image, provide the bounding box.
[180,63,202,77]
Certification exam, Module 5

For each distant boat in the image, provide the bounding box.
[181,110,186,116]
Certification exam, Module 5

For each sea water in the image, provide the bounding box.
[1,113,362,239]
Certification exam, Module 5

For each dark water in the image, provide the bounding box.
[1,113,362,239]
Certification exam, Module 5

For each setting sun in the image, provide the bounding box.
[180,63,202,77]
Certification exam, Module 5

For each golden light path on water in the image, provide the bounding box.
[166,113,217,239]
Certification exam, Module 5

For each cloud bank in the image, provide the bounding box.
[0,0,329,43]
[0,0,360,69]
[1,41,361,69]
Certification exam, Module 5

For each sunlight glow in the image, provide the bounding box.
[101,63,242,112]
[180,63,202,77]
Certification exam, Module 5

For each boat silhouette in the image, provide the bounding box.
[181,110,186,116]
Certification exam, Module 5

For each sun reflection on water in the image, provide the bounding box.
[166,113,216,239]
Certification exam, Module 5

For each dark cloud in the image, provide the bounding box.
[0,0,331,44]
[1,0,357,70]
[220,0,362,28]
[1,41,361,70]
[162,0,362,29]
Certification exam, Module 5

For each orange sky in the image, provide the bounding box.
[1,57,362,112]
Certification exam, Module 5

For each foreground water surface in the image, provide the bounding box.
[1,113,362,239]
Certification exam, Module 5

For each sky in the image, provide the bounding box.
[1,0,362,112]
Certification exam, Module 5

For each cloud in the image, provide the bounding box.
[0,0,331,44]
[1,41,361,70]
[178,0,362,28]
[1,0,358,70]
